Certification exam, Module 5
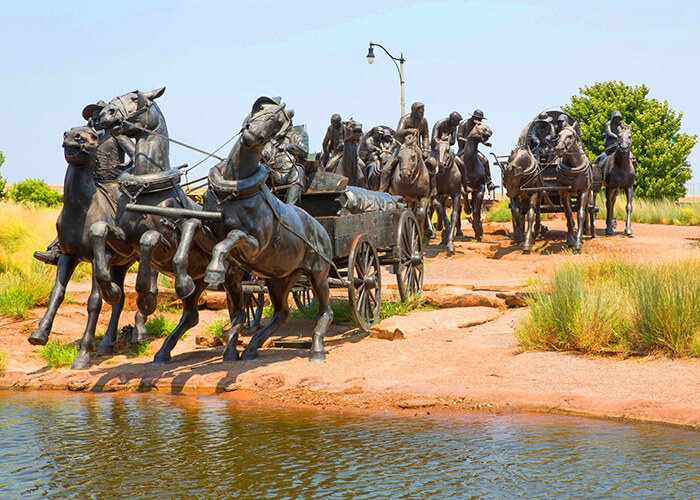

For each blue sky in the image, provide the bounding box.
[1,0,698,192]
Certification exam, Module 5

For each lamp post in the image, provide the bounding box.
[366,41,405,118]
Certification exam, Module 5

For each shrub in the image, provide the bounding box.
[9,179,62,207]
[0,263,54,318]
[38,341,78,369]
[0,152,7,200]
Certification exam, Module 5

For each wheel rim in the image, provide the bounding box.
[292,286,317,314]
[348,234,381,332]
[397,211,424,302]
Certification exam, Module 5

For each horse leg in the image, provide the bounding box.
[424,198,437,239]
[472,185,485,241]
[446,192,461,255]
[221,269,247,362]
[136,230,169,316]
[523,193,538,253]
[152,280,207,365]
[205,230,259,286]
[562,193,576,247]
[415,197,430,240]
[71,273,103,370]
[434,197,444,233]
[28,254,79,346]
[172,218,200,299]
[97,263,128,355]
[437,197,449,245]
[605,188,617,235]
[587,189,597,239]
[308,268,333,362]
[89,221,128,305]
[574,189,588,252]
[510,198,524,244]
[624,186,634,237]
[241,272,302,360]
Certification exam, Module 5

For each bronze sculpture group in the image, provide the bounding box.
[29,85,636,370]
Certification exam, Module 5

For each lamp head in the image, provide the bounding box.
[366,44,375,65]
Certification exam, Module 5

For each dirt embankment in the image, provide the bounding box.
[1,220,699,429]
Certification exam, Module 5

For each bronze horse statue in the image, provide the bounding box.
[433,139,462,254]
[553,125,592,251]
[173,97,334,362]
[592,126,636,236]
[28,126,148,369]
[387,129,431,237]
[88,88,242,365]
[456,121,493,241]
[502,147,543,252]
[325,118,367,187]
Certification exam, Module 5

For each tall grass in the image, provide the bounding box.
[38,340,78,369]
[0,350,8,374]
[517,255,700,357]
[486,200,512,222]
[594,195,699,226]
[0,262,54,318]
[145,314,178,338]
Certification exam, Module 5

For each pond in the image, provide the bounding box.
[0,392,698,499]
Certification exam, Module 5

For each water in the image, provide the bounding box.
[0,392,698,499]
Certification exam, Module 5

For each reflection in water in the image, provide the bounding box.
[0,392,698,499]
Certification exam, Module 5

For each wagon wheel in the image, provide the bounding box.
[242,291,265,332]
[292,285,317,315]
[347,234,381,332]
[396,210,424,302]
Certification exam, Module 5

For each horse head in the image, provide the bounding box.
[553,126,579,158]
[343,119,364,143]
[435,141,453,171]
[99,87,166,137]
[397,145,419,182]
[503,149,526,197]
[241,96,291,148]
[63,126,99,168]
[616,127,632,154]
[468,121,493,144]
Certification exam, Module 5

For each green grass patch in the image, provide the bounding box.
[203,317,230,339]
[0,350,8,374]
[156,296,180,313]
[486,200,511,222]
[158,273,173,289]
[379,295,437,321]
[145,314,177,338]
[289,295,437,324]
[38,340,78,369]
[594,195,700,226]
[517,255,700,357]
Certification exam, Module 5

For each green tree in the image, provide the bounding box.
[0,152,7,199]
[562,81,696,199]
[9,178,62,206]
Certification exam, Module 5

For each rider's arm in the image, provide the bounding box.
[115,135,135,159]
[605,121,618,140]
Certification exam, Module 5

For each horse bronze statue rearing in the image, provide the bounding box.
[325,118,367,188]
[174,97,334,362]
[28,126,147,369]
[88,88,243,366]
[553,125,592,251]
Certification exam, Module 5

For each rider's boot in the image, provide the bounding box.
[484,162,496,192]
[33,238,62,266]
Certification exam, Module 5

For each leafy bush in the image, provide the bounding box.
[9,179,62,207]
[0,152,7,200]
[38,341,78,369]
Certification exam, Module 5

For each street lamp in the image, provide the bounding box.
[366,41,406,118]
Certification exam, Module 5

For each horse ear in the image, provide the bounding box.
[145,87,166,101]
[137,91,147,110]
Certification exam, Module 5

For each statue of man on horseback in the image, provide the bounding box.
[321,113,343,168]
[262,110,308,206]
[456,109,495,191]
[385,102,433,195]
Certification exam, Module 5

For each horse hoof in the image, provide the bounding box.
[28,329,49,346]
[240,349,259,361]
[455,229,464,237]
[624,229,633,237]
[103,283,122,306]
[70,351,91,370]
[136,293,157,317]
[175,276,196,300]
[204,269,225,286]
[96,342,114,356]
[605,227,614,235]
[446,242,455,254]
[222,347,240,362]
[152,354,171,366]
[309,350,326,363]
